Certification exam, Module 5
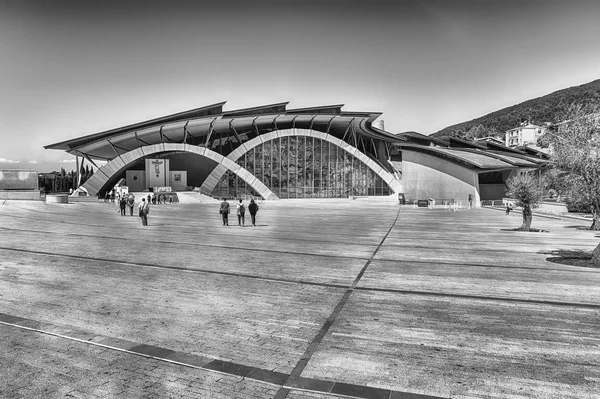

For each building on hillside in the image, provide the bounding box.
[45,102,550,206]
[505,122,548,147]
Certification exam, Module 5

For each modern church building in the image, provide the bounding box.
[45,102,549,205]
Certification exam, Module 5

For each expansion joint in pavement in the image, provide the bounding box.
[274,207,404,399]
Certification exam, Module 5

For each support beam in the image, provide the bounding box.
[291,115,299,130]
[308,115,318,131]
[205,117,218,147]
[107,140,121,158]
[162,133,176,143]
[82,153,100,170]
[75,153,80,189]
[252,116,260,136]
[229,120,243,145]
[326,116,336,134]
[342,118,355,142]
[137,134,151,146]
[183,121,189,144]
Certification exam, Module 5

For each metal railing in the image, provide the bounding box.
[480,200,505,207]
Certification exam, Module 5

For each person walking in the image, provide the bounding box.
[236,199,246,227]
[219,198,230,226]
[119,195,127,216]
[127,194,135,216]
[248,199,259,227]
[139,197,150,226]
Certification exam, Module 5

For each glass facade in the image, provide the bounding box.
[211,136,391,198]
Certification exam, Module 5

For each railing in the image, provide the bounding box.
[481,200,505,207]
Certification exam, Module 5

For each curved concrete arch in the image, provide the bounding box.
[200,128,403,195]
[78,143,279,200]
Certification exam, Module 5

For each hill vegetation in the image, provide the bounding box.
[430,79,600,139]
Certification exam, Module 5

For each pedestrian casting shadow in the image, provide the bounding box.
[500,228,549,232]
[541,248,598,268]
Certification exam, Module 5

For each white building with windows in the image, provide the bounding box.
[505,122,547,147]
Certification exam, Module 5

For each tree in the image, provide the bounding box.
[549,105,600,228]
[541,168,570,201]
[506,172,543,231]
[545,104,600,264]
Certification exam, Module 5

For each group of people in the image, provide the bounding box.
[118,194,137,216]
[219,198,259,227]
[111,192,261,228]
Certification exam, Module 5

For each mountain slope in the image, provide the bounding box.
[431,79,600,138]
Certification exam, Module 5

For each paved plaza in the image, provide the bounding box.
[0,198,599,399]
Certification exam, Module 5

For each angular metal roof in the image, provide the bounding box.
[44,102,391,160]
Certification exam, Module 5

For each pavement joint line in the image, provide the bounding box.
[274,207,404,399]
[383,242,596,255]
[3,245,598,308]
[0,227,375,263]
[0,246,356,288]
[0,315,446,399]
[373,256,600,274]
[353,286,600,309]
[3,223,596,265]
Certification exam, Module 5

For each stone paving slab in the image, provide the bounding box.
[0,238,367,287]
[358,260,600,305]
[1,315,443,399]
[300,290,600,399]
[0,249,345,373]
[0,323,280,399]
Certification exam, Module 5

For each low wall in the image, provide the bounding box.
[539,202,568,214]
[46,194,69,204]
[0,190,42,200]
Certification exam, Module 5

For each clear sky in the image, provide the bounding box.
[1,0,599,172]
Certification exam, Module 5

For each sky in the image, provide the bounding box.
[1,0,599,172]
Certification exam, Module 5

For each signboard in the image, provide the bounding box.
[417,200,429,207]
[169,170,187,191]
[145,159,170,188]
[0,170,38,190]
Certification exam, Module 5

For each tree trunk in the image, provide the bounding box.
[591,242,600,266]
[590,211,600,231]
[520,205,532,231]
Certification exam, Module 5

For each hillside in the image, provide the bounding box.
[431,79,600,139]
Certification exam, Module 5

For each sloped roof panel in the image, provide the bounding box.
[441,149,512,168]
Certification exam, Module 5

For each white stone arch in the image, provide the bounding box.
[200,128,403,195]
[77,143,279,200]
